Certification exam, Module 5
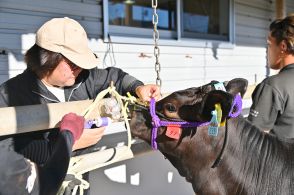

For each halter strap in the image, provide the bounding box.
[228,94,242,118]
[149,94,242,150]
[150,99,209,149]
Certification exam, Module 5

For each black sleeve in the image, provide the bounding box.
[248,81,284,130]
[12,129,59,165]
[88,67,144,97]
[0,131,74,195]
[0,138,39,195]
[38,131,74,195]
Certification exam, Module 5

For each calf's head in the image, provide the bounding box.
[129,78,248,145]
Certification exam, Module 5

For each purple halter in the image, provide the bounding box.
[149,94,243,149]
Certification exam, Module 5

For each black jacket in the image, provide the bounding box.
[0,67,143,164]
[0,67,143,106]
[0,131,75,195]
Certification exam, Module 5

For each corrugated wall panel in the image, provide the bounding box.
[0,12,102,38]
[0,0,101,19]
[235,2,273,20]
[235,0,274,10]
[101,43,266,92]
[287,0,294,13]
[234,1,273,46]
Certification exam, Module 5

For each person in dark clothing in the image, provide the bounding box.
[248,15,294,139]
[0,112,85,195]
[0,17,160,195]
[0,17,161,164]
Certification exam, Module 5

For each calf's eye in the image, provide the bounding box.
[165,103,177,112]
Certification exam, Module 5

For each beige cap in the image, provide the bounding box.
[36,17,98,69]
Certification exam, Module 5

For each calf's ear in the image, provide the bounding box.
[199,90,234,122]
[224,78,248,97]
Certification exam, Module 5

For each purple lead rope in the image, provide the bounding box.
[150,94,243,150]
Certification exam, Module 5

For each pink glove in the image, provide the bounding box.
[60,113,85,142]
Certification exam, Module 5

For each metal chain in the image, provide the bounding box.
[152,0,162,87]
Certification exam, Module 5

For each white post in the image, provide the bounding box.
[276,0,286,19]
[0,100,94,136]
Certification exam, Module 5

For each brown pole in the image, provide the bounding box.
[276,0,286,19]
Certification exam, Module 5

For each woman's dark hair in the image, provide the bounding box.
[25,44,64,78]
[270,15,294,54]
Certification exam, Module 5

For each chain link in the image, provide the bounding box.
[152,0,162,87]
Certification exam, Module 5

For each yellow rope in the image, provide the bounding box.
[57,174,89,195]
[59,84,139,195]
[81,84,136,158]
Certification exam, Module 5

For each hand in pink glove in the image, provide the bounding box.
[60,113,85,142]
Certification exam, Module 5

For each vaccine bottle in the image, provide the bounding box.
[84,117,112,128]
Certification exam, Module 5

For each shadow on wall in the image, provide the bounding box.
[211,42,219,60]
[0,49,9,84]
